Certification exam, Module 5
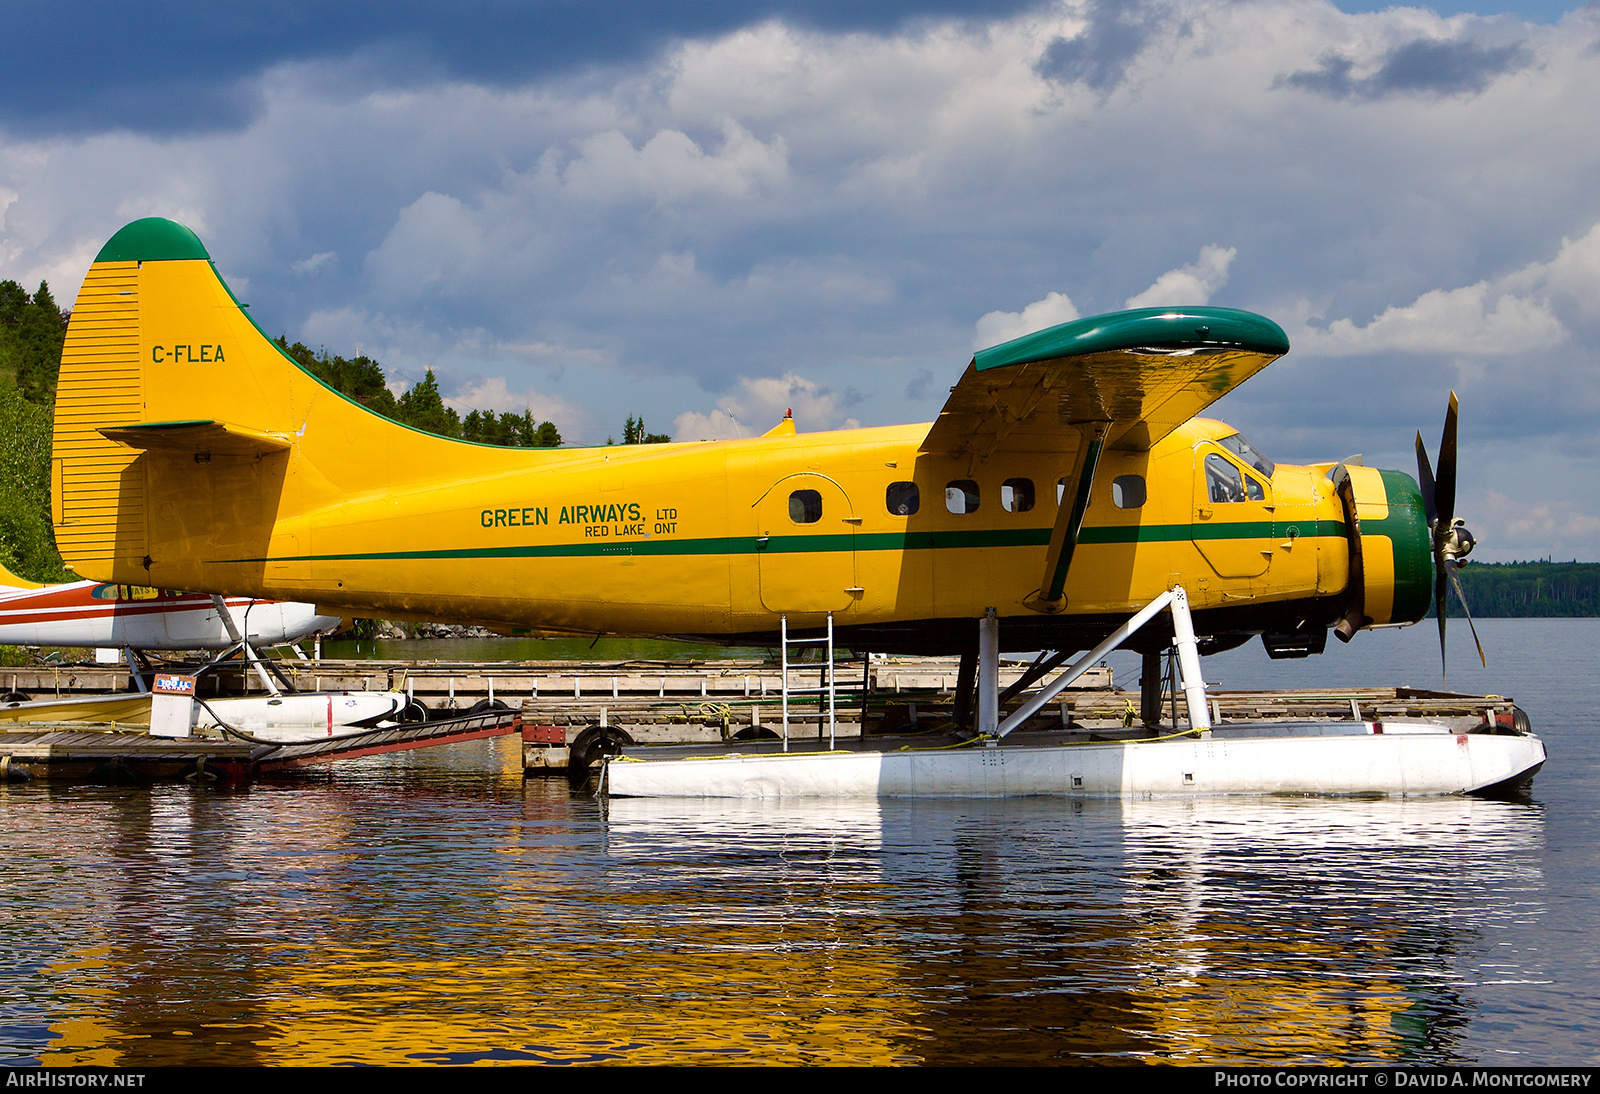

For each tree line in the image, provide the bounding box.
[274,339,564,447]
[1443,560,1600,618]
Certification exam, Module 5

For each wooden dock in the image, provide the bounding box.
[0,707,526,783]
[0,655,1109,703]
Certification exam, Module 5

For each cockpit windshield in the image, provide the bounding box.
[1218,432,1275,478]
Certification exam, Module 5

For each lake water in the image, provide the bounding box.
[2,619,1595,1066]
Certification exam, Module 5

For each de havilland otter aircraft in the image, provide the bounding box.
[48,218,1480,728]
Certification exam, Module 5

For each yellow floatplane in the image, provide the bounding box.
[46,218,1542,795]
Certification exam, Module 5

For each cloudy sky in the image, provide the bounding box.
[2,0,1596,562]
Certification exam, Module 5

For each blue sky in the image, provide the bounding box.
[2,0,1598,561]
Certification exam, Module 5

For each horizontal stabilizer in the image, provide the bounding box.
[99,420,292,458]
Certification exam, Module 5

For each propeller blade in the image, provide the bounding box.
[1435,392,1459,531]
[1415,432,1437,529]
[1436,565,1449,682]
[1446,558,1487,668]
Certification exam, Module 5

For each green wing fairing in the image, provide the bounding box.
[973,306,1289,373]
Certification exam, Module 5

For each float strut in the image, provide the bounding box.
[997,587,1211,738]
[1169,587,1211,734]
[978,608,999,742]
[1140,648,1163,727]
[211,595,282,696]
[952,644,977,731]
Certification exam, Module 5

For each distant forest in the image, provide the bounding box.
[1444,561,1600,618]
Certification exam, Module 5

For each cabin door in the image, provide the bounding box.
[754,473,858,614]
[1192,446,1275,579]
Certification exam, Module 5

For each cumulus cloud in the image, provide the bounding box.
[1295,224,1600,357]
[1480,491,1600,560]
[293,251,336,274]
[674,372,858,439]
[561,121,788,206]
[451,375,582,431]
[973,291,1081,350]
[1507,222,1600,322]
[1125,245,1236,309]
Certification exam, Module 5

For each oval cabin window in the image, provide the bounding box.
[1001,478,1034,513]
[945,480,979,514]
[886,481,919,516]
[789,489,823,524]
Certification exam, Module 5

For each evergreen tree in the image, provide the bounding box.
[621,415,671,444]
[0,281,68,407]
[396,369,461,437]
[275,338,401,419]
[0,380,68,581]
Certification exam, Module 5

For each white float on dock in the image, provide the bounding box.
[602,588,1547,800]
[603,722,1545,799]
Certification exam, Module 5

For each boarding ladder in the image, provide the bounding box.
[779,613,837,750]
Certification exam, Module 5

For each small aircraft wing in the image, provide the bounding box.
[920,307,1289,611]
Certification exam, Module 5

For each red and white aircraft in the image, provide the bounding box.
[0,563,339,650]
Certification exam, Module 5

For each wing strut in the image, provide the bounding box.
[1024,422,1108,614]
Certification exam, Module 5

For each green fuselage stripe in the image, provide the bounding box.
[220,519,1354,565]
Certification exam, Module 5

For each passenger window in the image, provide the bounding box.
[886,481,919,516]
[1001,478,1034,513]
[1206,454,1256,504]
[1056,476,1067,505]
[1112,475,1146,509]
[789,489,822,524]
[945,480,979,514]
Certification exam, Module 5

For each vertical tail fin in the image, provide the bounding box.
[51,217,540,599]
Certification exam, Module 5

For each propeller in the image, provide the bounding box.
[1414,392,1485,681]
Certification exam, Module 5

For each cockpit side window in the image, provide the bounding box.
[1206,453,1265,504]
[1218,432,1275,479]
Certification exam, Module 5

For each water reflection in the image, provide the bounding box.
[0,743,1546,1066]
[608,795,1544,1064]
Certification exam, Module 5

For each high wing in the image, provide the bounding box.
[921,307,1289,612]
